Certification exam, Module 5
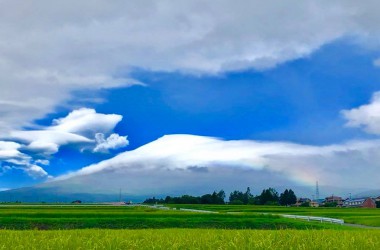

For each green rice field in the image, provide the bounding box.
[0,205,342,230]
[0,204,379,249]
[0,229,379,249]
[166,204,380,227]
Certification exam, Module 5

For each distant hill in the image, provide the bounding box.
[353,189,380,198]
[0,177,364,203]
[0,186,146,203]
[0,166,309,203]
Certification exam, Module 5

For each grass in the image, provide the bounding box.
[0,205,343,230]
[0,229,379,249]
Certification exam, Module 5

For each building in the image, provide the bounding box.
[343,197,376,208]
[375,196,380,202]
[309,200,319,207]
[324,196,344,206]
[295,198,311,206]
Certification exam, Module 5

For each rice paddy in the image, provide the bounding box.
[0,229,379,249]
[0,204,379,249]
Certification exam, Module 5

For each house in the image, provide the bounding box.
[375,196,380,202]
[295,198,311,206]
[309,200,319,207]
[324,196,343,206]
[343,197,376,208]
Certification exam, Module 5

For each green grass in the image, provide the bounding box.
[167,204,380,227]
[0,229,378,249]
[0,205,343,230]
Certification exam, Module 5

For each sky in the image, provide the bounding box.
[1,1,380,195]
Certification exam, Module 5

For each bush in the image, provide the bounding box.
[230,200,244,205]
[323,202,338,207]
[300,202,310,207]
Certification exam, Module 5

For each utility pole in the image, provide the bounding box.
[119,188,122,203]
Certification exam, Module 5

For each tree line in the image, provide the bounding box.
[143,187,297,206]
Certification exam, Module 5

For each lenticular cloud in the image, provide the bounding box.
[0,108,129,178]
[56,134,380,191]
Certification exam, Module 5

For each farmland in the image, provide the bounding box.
[0,205,343,230]
[166,204,380,227]
[0,204,379,249]
[0,229,380,249]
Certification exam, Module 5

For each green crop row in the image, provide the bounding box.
[0,212,341,230]
[167,204,380,227]
[0,229,378,249]
[0,205,378,230]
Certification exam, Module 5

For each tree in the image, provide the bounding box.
[279,189,289,206]
[157,191,226,205]
[229,187,253,205]
[288,189,297,205]
[229,190,244,204]
[376,201,380,208]
[280,189,297,206]
[243,187,254,205]
[300,201,310,207]
[323,202,337,207]
[258,188,279,205]
[217,190,226,202]
[230,199,244,205]
[143,197,164,204]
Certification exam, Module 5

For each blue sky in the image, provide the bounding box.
[2,1,380,194]
[11,39,379,187]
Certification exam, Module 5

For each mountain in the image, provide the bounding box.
[0,186,146,203]
[0,134,375,202]
[353,189,380,198]
[0,176,360,203]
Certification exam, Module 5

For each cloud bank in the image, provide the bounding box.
[2,1,380,134]
[55,134,380,193]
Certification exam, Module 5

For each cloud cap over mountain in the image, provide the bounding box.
[53,134,380,195]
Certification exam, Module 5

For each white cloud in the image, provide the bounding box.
[0,141,25,160]
[56,134,380,192]
[0,141,34,173]
[51,108,123,137]
[0,108,127,178]
[94,133,129,153]
[23,165,49,179]
[342,91,380,135]
[34,159,50,166]
[0,141,48,178]
[11,131,92,155]
[8,108,124,156]
[373,58,380,67]
[2,1,380,134]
